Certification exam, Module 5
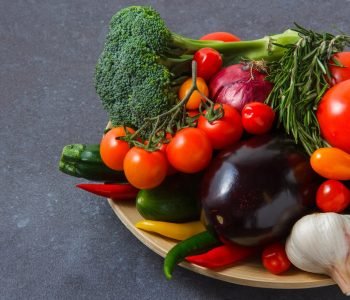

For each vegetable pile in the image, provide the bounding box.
[59,5,350,294]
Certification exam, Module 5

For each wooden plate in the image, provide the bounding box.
[108,198,334,289]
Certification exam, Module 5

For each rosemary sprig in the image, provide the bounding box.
[266,24,350,155]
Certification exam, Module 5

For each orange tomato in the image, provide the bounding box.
[123,148,167,189]
[166,128,212,173]
[310,147,350,180]
[178,77,209,110]
[100,127,134,171]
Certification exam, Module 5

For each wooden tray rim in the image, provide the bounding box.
[108,199,334,289]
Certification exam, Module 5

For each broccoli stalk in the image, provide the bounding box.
[95,6,300,134]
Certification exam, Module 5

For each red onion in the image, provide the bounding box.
[209,64,273,112]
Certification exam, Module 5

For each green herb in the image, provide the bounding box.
[266,24,350,155]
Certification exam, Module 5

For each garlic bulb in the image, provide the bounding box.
[286,213,350,295]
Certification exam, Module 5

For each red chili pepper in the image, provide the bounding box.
[76,183,139,199]
[185,243,258,269]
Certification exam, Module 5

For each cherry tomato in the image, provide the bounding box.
[197,104,243,149]
[123,147,167,189]
[158,134,178,176]
[100,127,134,171]
[166,128,212,173]
[194,48,223,81]
[316,180,350,213]
[200,32,240,42]
[317,80,350,153]
[262,243,291,275]
[242,102,275,135]
[329,52,350,85]
[178,77,209,110]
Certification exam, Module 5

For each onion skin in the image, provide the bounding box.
[209,64,273,112]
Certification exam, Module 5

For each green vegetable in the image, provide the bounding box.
[95,6,300,135]
[163,230,220,279]
[136,174,201,222]
[59,144,126,182]
[266,25,350,154]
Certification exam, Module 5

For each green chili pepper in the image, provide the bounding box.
[163,230,221,279]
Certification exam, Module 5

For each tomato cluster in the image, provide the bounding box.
[100,38,278,190]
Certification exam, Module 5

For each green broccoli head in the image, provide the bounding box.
[95,35,175,132]
[107,6,172,53]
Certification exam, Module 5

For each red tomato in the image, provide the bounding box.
[100,127,134,171]
[194,48,223,81]
[178,77,209,110]
[242,102,275,135]
[166,128,212,173]
[197,104,243,149]
[187,110,200,118]
[158,134,177,176]
[200,32,240,42]
[329,52,350,85]
[123,147,167,189]
[262,243,291,275]
[317,79,350,153]
[316,180,350,213]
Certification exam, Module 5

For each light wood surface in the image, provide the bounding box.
[108,198,334,289]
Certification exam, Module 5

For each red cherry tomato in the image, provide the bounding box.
[316,180,350,213]
[166,128,212,173]
[242,102,275,135]
[100,127,134,171]
[329,52,350,85]
[317,80,350,153]
[123,147,167,189]
[194,48,223,81]
[197,104,243,149]
[200,32,240,42]
[262,243,291,275]
[158,134,177,176]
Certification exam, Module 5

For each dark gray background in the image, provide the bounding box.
[1,0,349,299]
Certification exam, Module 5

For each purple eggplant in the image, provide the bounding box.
[200,134,319,247]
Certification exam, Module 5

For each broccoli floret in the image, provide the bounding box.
[95,6,300,134]
[96,36,174,130]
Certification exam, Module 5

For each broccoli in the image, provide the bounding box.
[95,6,300,133]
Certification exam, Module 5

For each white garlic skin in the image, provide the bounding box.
[286,213,350,274]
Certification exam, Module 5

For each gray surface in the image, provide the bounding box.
[1,0,349,299]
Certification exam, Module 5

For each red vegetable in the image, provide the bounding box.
[124,148,167,189]
[317,79,350,153]
[329,52,350,86]
[197,104,243,149]
[316,180,350,213]
[242,102,275,135]
[199,32,240,42]
[166,128,212,173]
[262,243,291,274]
[209,64,273,112]
[186,243,257,269]
[194,48,223,81]
[100,127,135,171]
[76,183,139,199]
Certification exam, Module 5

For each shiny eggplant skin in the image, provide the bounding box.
[200,135,319,247]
